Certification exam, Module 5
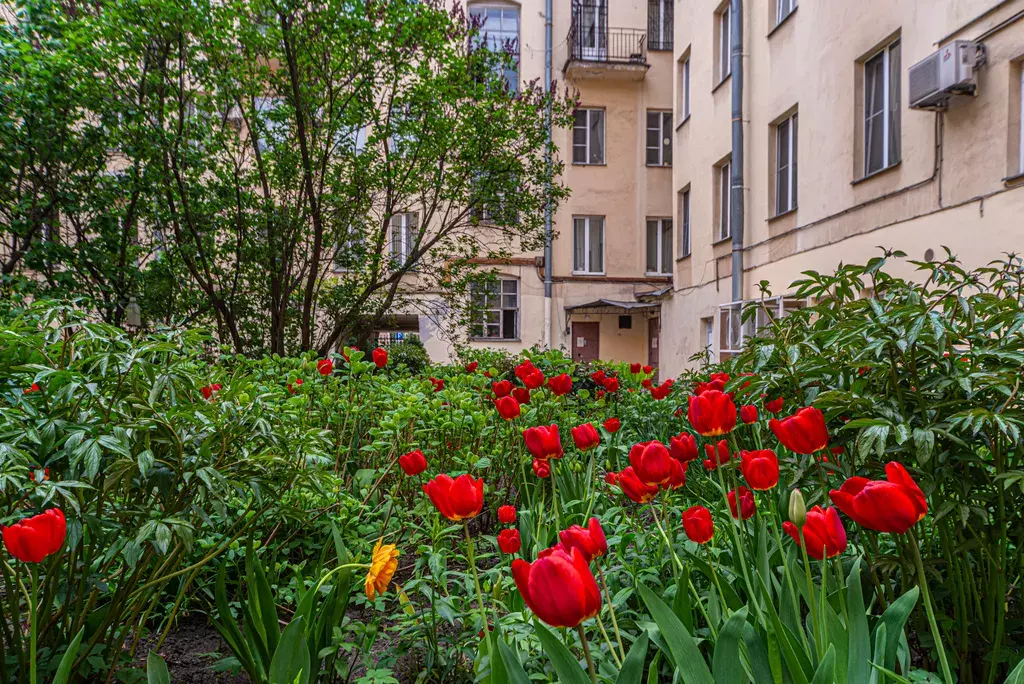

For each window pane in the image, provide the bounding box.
[792,114,799,207]
[889,42,901,164]
[590,111,604,163]
[682,191,691,255]
[683,60,690,116]
[589,219,603,272]
[662,113,672,165]
[573,218,586,271]
[502,279,518,293]
[864,53,885,174]
[661,219,672,273]
[776,119,790,213]
[502,309,517,339]
[646,220,658,272]
[720,163,731,239]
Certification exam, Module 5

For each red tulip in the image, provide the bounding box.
[498,529,522,554]
[512,547,601,628]
[682,505,714,544]
[596,389,606,399]
[571,423,601,452]
[769,407,829,454]
[829,462,928,534]
[484,371,492,378]
[22,383,41,394]
[430,377,445,392]
[547,373,572,396]
[466,361,478,373]
[423,474,484,521]
[287,378,303,394]
[617,466,659,503]
[662,458,686,490]
[201,385,216,400]
[728,486,756,520]
[317,359,334,376]
[399,449,428,476]
[629,363,641,374]
[783,506,847,560]
[604,471,619,486]
[629,441,674,486]
[514,360,536,379]
[642,365,653,375]
[740,450,780,490]
[558,517,607,561]
[591,370,607,383]
[695,372,729,395]
[669,432,698,465]
[688,390,737,436]
[765,396,784,413]
[498,505,517,524]
[512,387,531,405]
[830,445,845,457]
[532,458,551,478]
[495,396,521,420]
[740,405,758,424]
[1,509,66,563]
[523,425,563,459]
[522,368,545,389]
[369,348,386,368]
[650,382,672,401]
[603,417,621,433]
[642,378,653,389]
[702,439,731,470]
[602,377,620,393]
[492,380,512,398]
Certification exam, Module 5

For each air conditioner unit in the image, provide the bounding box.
[909,40,984,111]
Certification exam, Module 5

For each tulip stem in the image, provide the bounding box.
[28,567,37,684]
[597,565,626,661]
[713,462,763,624]
[766,494,806,650]
[594,613,622,667]
[576,625,598,684]
[799,536,822,660]
[550,460,562,530]
[651,506,717,638]
[464,522,492,664]
[908,529,954,684]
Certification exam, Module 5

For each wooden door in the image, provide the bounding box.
[572,322,600,363]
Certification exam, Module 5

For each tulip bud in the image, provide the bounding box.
[788,488,806,527]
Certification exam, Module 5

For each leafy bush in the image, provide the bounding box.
[386,337,431,376]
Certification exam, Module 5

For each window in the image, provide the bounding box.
[390,213,418,268]
[864,39,901,176]
[717,160,732,241]
[253,96,287,151]
[680,55,691,120]
[701,317,714,352]
[469,5,520,91]
[646,218,673,274]
[719,297,805,358]
[679,188,691,257]
[573,109,605,164]
[717,5,732,83]
[572,216,605,273]
[775,0,797,25]
[470,279,519,339]
[646,111,673,166]
[775,113,798,215]
[648,0,673,51]
[334,231,366,272]
[1019,68,1024,175]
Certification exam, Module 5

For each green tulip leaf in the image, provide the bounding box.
[533,621,591,684]
[497,636,533,684]
[1006,657,1024,684]
[52,626,85,684]
[713,606,749,684]
[616,632,650,684]
[269,617,310,684]
[809,645,835,684]
[638,582,714,684]
[147,652,171,684]
[846,560,871,684]
[878,585,919,672]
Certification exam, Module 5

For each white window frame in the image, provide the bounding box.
[680,56,691,121]
[646,111,673,166]
[470,278,520,340]
[775,0,797,26]
[680,188,691,257]
[469,5,520,91]
[1019,68,1024,175]
[775,112,798,215]
[572,216,605,274]
[718,160,732,241]
[864,40,901,176]
[701,316,714,352]
[718,5,732,83]
[651,0,672,50]
[646,217,673,275]
[390,213,418,269]
[718,296,805,358]
[573,109,605,165]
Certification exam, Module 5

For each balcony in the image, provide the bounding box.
[564,2,649,81]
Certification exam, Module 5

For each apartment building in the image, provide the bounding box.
[663,0,1024,375]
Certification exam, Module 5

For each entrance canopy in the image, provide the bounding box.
[564,299,660,316]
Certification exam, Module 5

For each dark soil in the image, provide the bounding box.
[137,614,249,684]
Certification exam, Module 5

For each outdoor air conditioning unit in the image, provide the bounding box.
[909,40,985,111]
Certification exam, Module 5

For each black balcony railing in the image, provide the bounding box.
[567,1,648,66]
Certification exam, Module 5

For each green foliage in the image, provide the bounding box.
[386,337,431,376]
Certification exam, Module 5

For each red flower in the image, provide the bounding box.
[423,474,484,521]
[465,361,478,373]
[484,371,492,378]
[617,466,659,503]
[498,529,521,554]
[429,377,445,392]
[830,445,845,456]
[522,368,545,389]
[765,396,784,413]
[512,387,531,404]
[558,517,607,561]
[512,547,601,628]
[514,360,536,379]
[769,407,829,454]
[740,450,779,490]
[596,389,606,399]
[495,396,521,420]
[341,346,359,363]
[602,376,620,393]
[1,509,66,563]
[22,383,41,394]
[642,365,653,374]
[630,363,641,374]
[669,432,698,464]
[498,505,517,524]
[740,405,758,424]
[603,417,621,433]
[547,373,572,396]
[287,378,303,394]
[371,348,388,368]
[532,458,551,478]
[688,390,737,436]
[523,425,563,459]
[650,382,672,401]
[695,372,729,395]
[829,462,928,534]
[662,458,686,490]
[604,471,619,486]
[591,370,607,383]
[783,506,847,560]
[399,449,428,476]
[682,505,714,544]
[492,380,512,398]
[317,359,334,376]
[200,385,216,400]
[673,407,684,418]
[728,486,756,520]
[571,423,601,452]
[629,441,674,486]
[703,440,731,470]
[642,379,653,389]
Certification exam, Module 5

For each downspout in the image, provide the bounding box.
[543,0,553,349]
[729,0,744,304]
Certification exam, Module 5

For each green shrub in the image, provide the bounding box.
[386,336,431,375]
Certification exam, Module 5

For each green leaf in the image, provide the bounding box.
[533,622,591,684]
[637,583,714,684]
[52,627,85,684]
[878,586,919,672]
[269,617,310,684]
[147,652,171,684]
[497,637,533,684]
[616,632,650,684]
[1006,657,1024,684]
[756,575,810,684]
[713,607,749,684]
[867,623,887,684]
[846,560,871,684]
[740,623,775,684]
[809,645,835,684]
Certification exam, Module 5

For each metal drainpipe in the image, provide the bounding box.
[543,0,554,349]
[729,0,744,304]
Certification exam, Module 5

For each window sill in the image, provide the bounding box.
[851,160,901,186]
[712,73,731,95]
[572,161,607,167]
[676,253,692,263]
[767,207,798,223]
[572,271,607,277]
[712,235,733,246]
[766,7,797,38]
[675,114,690,131]
[469,338,522,343]
[1003,171,1024,187]
[645,271,673,277]
[649,45,674,52]
[646,163,672,169]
